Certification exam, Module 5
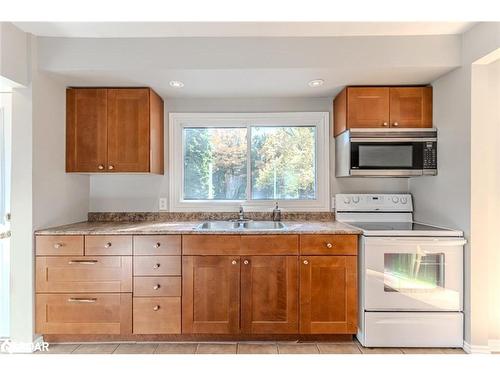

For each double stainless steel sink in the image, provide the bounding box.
[197,221,286,230]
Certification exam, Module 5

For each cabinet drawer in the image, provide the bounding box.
[133,235,181,255]
[36,256,132,293]
[36,293,132,335]
[85,235,133,255]
[300,235,358,255]
[36,235,84,256]
[133,297,181,334]
[240,235,298,255]
[133,276,181,297]
[134,256,181,276]
[182,235,240,255]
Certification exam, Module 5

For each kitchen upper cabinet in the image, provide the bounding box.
[299,256,357,334]
[333,86,432,136]
[182,256,240,334]
[66,87,164,174]
[240,256,298,334]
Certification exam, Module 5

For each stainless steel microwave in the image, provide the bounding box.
[335,128,437,177]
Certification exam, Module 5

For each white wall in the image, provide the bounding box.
[0,23,29,87]
[89,97,409,212]
[410,22,500,351]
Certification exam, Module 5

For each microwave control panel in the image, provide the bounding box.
[423,142,437,169]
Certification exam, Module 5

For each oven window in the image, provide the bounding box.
[358,145,413,168]
[384,253,445,292]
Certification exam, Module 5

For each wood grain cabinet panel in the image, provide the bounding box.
[182,256,240,334]
[66,88,108,172]
[133,276,181,297]
[133,235,181,256]
[36,256,132,293]
[389,87,433,128]
[347,87,390,129]
[85,235,133,256]
[36,293,132,335]
[299,256,357,334]
[241,256,298,334]
[240,235,298,255]
[36,235,84,256]
[300,235,358,255]
[182,235,241,255]
[133,297,181,334]
[134,256,181,276]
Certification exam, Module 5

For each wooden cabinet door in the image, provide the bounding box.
[107,89,150,172]
[347,87,390,129]
[66,88,107,172]
[241,256,298,334]
[389,87,432,128]
[300,256,357,334]
[182,256,240,334]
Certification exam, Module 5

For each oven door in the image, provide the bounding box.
[350,140,430,176]
[363,237,464,311]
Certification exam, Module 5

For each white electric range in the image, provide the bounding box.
[335,193,465,348]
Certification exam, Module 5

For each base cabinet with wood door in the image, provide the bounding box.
[66,87,164,174]
[333,86,432,136]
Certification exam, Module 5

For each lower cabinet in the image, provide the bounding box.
[36,293,132,335]
[299,256,357,334]
[182,256,240,334]
[241,256,298,334]
[133,297,181,334]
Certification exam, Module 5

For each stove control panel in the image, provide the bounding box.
[335,194,413,212]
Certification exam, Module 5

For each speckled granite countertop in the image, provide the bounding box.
[35,220,361,235]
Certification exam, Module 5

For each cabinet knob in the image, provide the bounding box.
[231,260,237,265]
[97,164,104,170]
[153,284,160,290]
[153,305,160,311]
[382,122,389,127]
[104,242,112,248]
[153,263,160,269]
[303,260,309,265]
[243,260,249,265]
[153,242,161,248]
[53,243,63,249]
[326,243,333,249]
[108,165,114,170]
[393,122,399,127]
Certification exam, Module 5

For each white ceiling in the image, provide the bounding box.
[15,22,474,38]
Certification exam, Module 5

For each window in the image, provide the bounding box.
[170,113,329,211]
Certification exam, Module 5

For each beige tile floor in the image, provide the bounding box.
[35,340,466,355]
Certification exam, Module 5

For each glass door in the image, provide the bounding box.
[0,93,12,338]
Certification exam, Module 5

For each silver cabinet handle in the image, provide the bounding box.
[382,122,389,127]
[231,260,237,265]
[153,242,161,248]
[153,284,160,290]
[303,260,309,265]
[153,263,160,269]
[243,260,249,265]
[98,164,104,170]
[104,242,112,248]
[68,297,97,303]
[393,122,399,127]
[326,243,333,249]
[53,243,64,249]
[108,165,114,170]
[153,305,160,311]
[68,260,98,265]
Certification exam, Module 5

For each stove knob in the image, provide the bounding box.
[352,196,360,203]
[401,197,408,204]
[392,196,400,203]
[343,197,351,204]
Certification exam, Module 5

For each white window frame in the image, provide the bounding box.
[168,112,330,212]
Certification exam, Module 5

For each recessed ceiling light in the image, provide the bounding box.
[308,79,324,88]
[169,80,184,88]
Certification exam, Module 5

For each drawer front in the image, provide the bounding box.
[36,293,132,335]
[133,235,181,256]
[133,297,181,334]
[182,235,241,255]
[300,235,358,255]
[240,235,299,255]
[36,235,84,256]
[85,235,133,256]
[36,256,132,293]
[134,256,181,276]
[133,276,181,297]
